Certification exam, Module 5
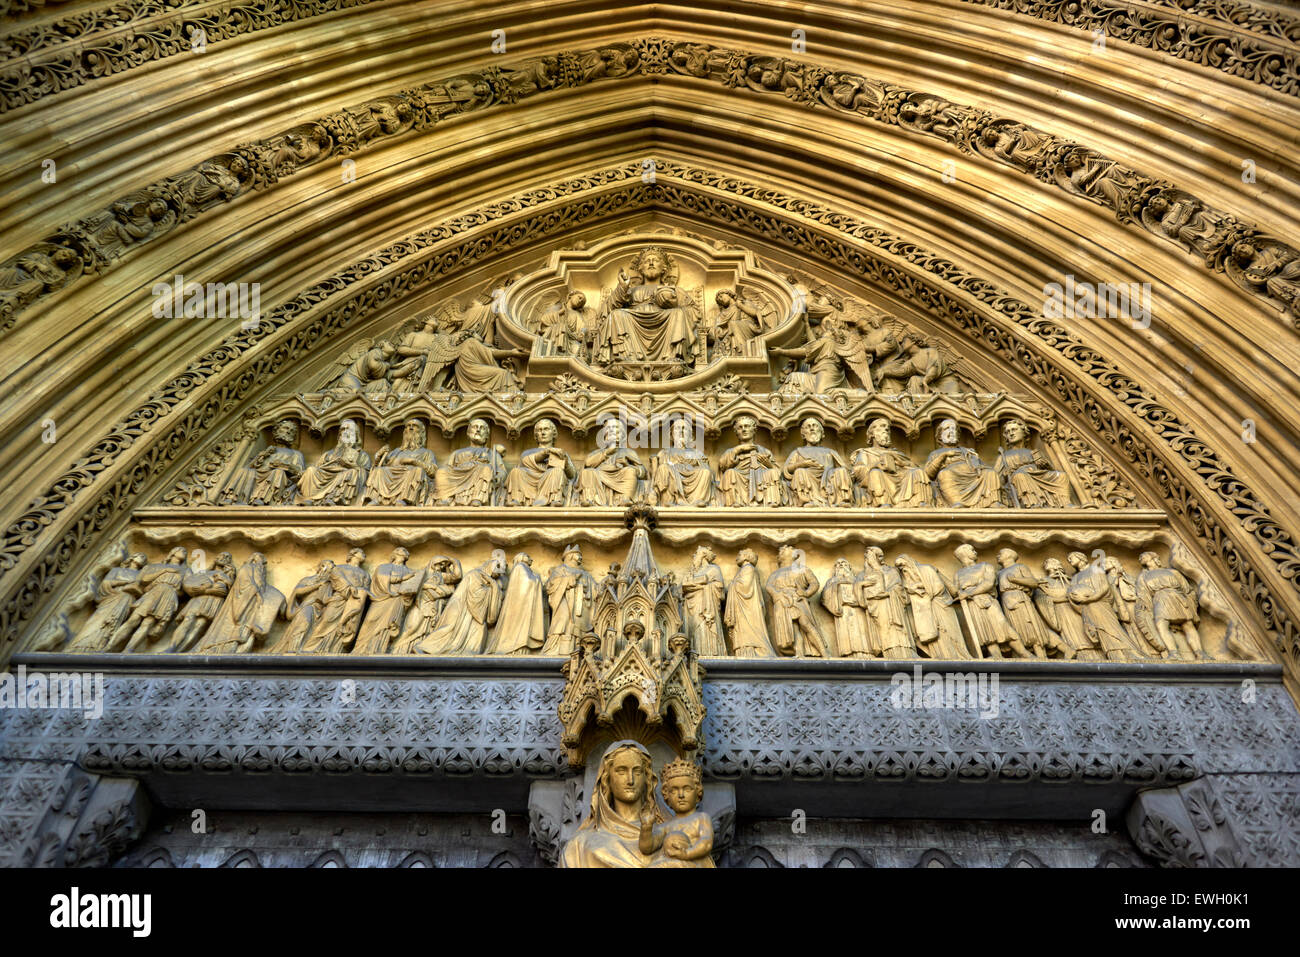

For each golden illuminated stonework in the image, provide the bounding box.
[2,1,1298,872]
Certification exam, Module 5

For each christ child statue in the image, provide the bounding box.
[640,758,715,867]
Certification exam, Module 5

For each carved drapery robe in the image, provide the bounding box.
[651,445,715,506]
[415,564,502,655]
[682,562,727,656]
[1035,574,1093,659]
[851,446,933,507]
[353,561,422,655]
[1135,566,1199,653]
[70,566,142,652]
[783,445,854,507]
[300,563,370,654]
[276,568,334,653]
[996,447,1071,507]
[448,336,518,392]
[198,562,285,654]
[363,447,438,506]
[121,559,187,644]
[298,444,371,505]
[433,446,506,505]
[997,563,1054,654]
[718,443,784,506]
[953,561,1018,655]
[1067,560,1132,660]
[220,444,304,505]
[902,563,968,660]
[540,564,595,656]
[504,446,574,506]
[925,445,1002,508]
[859,565,913,658]
[175,564,234,646]
[820,572,874,658]
[724,563,773,657]
[598,280,698,363]
[765,564,823,656]
[489,561,546,655]
[577,447,645,506]
[392,568,457,655]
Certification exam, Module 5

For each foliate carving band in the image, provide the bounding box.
[4,37,1300,331]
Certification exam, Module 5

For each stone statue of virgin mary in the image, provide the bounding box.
[559,740,664,867]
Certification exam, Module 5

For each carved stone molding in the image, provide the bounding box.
[3,1,1295,118]
[0,0,386,114]
[1126,776,1247,867]
[4,37,1299,331]
[0,759,149,867]
[965,0,1300,97]
[4,163,1297,702]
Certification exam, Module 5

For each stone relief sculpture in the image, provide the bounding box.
[298,419,372,506]
[783,417,853,507]
[851,418,933,507]
[718,416,785,507]
[709,286,772,356]
[1036,557,1093,660]
[49,538,1241,664]
[541,544,597,656]
[859,546,914,659]
[1135,552,1204,660]
[537,290,595,358]
[171,551,235,653]
[392,557,460,655]
[277,560,335,653]
[433,419,507,506]
[995,418,1071,508]
[196,553,285,654]
[362,419,439,506]
[650,418,715,506]
[489,553,546,656]
[299,548,370,654]
[112,547,189,653]
[821,557,873,658]
[895,554,969,660]
[953,544,1030,658]
[504,419,575,506]
[414,550,506,655]
[681,546,726,656]
[577,419,647,507]
[925,419,1003,508]
[766,545,830,658]
[1066,552,1134,662]
[724,548,774,657]
[996,548,1065,660]
[353,548,422,655]
[594,246,700,372]
[219,418,304,505]
[68,553,147,653]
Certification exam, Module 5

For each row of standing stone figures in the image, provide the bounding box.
[59,541,1209,662]
[215,413,1075,509]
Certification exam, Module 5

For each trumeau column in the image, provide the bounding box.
[0,757,150,867]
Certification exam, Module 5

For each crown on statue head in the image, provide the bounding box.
[660,757,703,787]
